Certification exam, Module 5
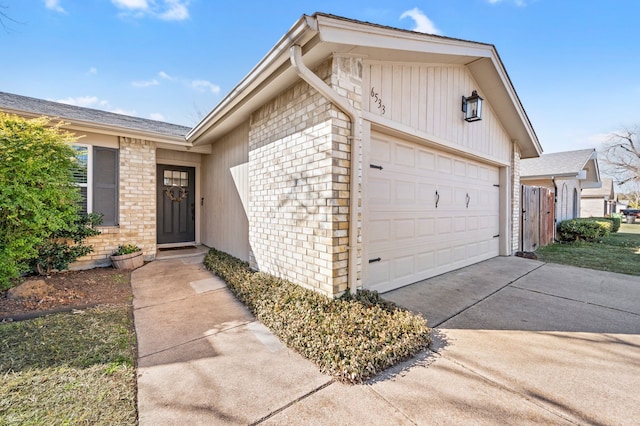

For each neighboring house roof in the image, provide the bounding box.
[581,177,614,199]
[187,12,542,159]
[0,91,191,145]
[520,148,601,188]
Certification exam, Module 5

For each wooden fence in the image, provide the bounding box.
[521,185,555,252]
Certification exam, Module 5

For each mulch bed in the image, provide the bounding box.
[0,268,133,321]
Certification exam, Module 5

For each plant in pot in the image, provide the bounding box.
[111,244,144,270]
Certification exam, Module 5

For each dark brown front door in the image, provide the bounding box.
[157,165,195,244]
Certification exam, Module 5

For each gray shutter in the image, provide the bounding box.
[93,147,119,226]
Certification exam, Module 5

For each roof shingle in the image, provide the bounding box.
[0,91,191,139]
[520,149,596,178]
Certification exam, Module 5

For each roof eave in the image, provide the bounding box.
[1,105,190,146]
[188,12,542,157]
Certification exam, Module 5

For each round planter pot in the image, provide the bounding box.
[110,251,144,270]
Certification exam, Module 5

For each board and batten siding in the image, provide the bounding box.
[365,62,512,164]
[201,121,250,261]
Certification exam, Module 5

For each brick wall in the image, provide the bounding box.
[331,54,363,288]
[512,143,521,252]
[71,137,157,269]
[248,55,362,297]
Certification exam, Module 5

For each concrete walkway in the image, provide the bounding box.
[133,254,640,425]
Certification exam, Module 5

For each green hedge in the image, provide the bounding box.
[204,248,431,383]
[557,218,612,242]
[606,214,622,232]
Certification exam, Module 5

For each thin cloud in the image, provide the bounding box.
[158,71,174,80]
[44,0,65,13]
[54,96,136,116]
[149,112,165,121]
[88,67,97,75]
[159,0,189,21]
[111,0,148,10]
[56,96,108,108]
[132,79,159,88]
[191,80,220,95]
[400,8,441,35]
[111,0,189,21]
[487,0,528,6]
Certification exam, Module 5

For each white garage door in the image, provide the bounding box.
[366,134,500,293]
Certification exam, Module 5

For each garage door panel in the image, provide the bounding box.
[395,144,416,167]
[395,255,416,280]
[417,218,436,237]
[394,219,415,240]
[369,178,391,204]
[418,151,436,171]
[454,216,466,233]
[367,133,501,293]
[436,217,452,234]
[437,155,453,174]
[395,180,416,203]
[369,219,391,243]
[468,163,478,179]
[454,159,466,177]
[371,139,392,163]
[368,259,390,287]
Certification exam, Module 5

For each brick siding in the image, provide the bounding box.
[248,56,362,297]
[71,137,157,269]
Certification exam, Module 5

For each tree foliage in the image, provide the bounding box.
[0,113,94,289]
[602,128,640,186]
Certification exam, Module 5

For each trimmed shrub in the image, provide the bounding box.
[0,114,86,289]
[607,214,622,232]
[204,248,431,383]
[557,218,612,242]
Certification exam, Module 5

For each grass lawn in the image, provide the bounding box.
[536,223,640,275]
[0,306,137,425]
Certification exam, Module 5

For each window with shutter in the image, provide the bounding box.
[94,147,119,226]
[71,145,119,226]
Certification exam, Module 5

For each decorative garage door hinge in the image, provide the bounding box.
[369,257,381,263]
[493,184,500,187]
[493,234,500,238]
[370,164,383,170]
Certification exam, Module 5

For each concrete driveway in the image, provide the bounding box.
[134,255,640,425]
[384,257,640,425]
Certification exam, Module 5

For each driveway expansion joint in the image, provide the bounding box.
[439,352,582,425]
[435,262,546,328]
[510,285,640,317]
[134,287,226,310]
[250,379,335,425]
[137,319,255,360]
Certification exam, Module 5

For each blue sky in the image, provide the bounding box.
[1,0,639,154]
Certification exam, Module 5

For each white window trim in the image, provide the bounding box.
[73,143,93,214]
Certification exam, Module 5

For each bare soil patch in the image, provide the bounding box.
[0,268,132,320]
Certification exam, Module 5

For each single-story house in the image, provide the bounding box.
[1,12,542,297]
[581,177,616,217]
[521,149,600,223]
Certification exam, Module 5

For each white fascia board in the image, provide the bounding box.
[467,55,542,159]
[521,173,578,180]
[315,14,493,59]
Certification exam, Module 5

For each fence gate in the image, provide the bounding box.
[521,185,555,252]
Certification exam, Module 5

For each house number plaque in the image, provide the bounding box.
[370,87,386,115]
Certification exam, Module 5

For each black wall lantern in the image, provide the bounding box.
[462,90,483,122]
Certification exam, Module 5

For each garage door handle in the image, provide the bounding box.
[435,190,440,208]
[466,193,470,208]
[369,257,381,263]
[370,164,383,170]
